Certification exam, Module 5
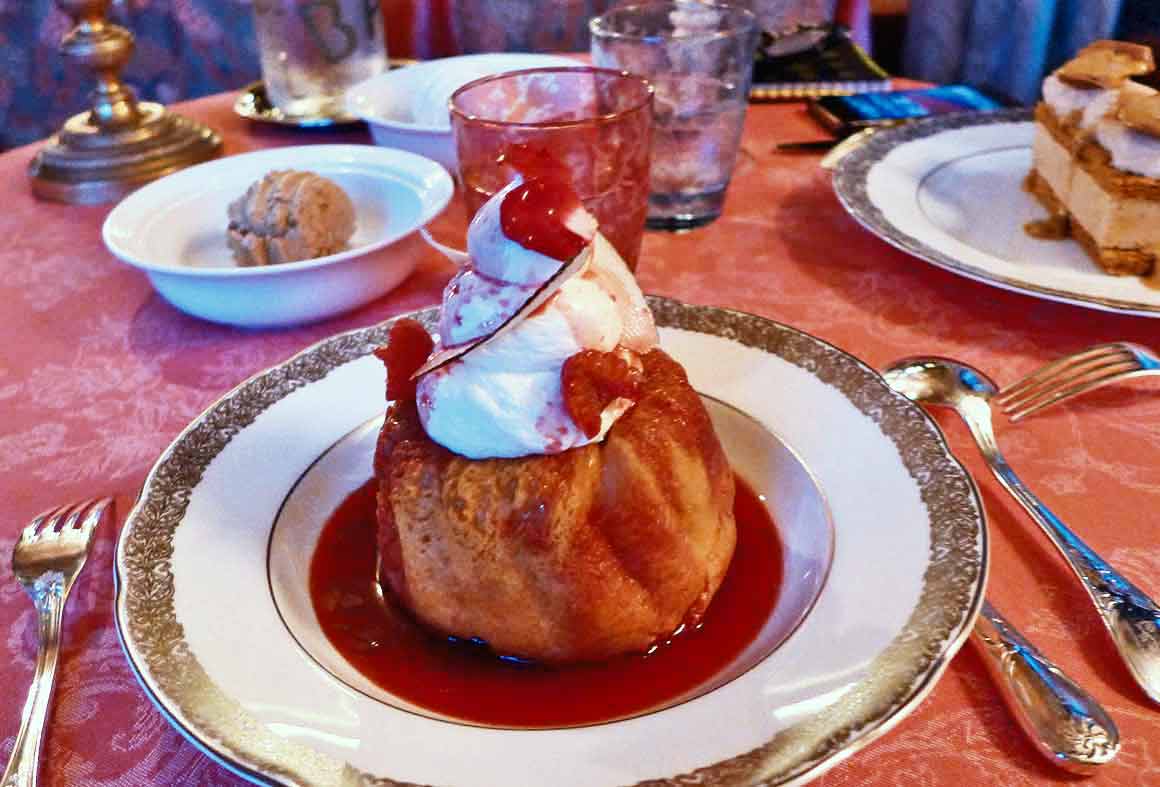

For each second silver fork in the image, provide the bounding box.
[3,498,111,787]
[885,357,1160,706]
[996,342,1160,421]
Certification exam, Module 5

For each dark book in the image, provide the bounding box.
[751,25,890,101]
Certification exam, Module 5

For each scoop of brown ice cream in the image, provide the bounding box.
[227,170,356,266]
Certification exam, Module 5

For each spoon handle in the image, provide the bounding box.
[974,600,1119,772]
[958,396,1160,704]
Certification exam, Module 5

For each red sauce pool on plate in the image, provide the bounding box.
[309,475,782,728]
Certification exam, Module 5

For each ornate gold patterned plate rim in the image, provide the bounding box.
[113,296,987,786]
[833,109,1160,317]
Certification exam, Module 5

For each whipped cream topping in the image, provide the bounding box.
[1042,73,1109,122]
[1080,80,1156,130]
[417,181,658,460]
[1081,88,1120,129]
[1095,119,1160,178]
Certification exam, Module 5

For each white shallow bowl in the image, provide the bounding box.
[268,396,835,724]
[345,53,579,171]
[114,298,986,787]
[102,145,453,328]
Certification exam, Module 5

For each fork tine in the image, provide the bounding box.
[77,497,113,536]
[996,344,1135,406]
[22,504,69,541]
[999,355,1141,411]
[41,502,83,537]
[1005,362,1148,421]
[995,343,1129,398]
[58,504,87,533]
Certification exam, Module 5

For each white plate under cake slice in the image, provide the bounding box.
[834,109,1160,317]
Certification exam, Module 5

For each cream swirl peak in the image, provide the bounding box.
[415,176,657,460]
[1096,120,1160,179]
[1042,73,1108,122]
[436,177,598,348]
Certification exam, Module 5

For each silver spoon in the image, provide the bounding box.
[884,356,1160,705]
[975,600,1119,771]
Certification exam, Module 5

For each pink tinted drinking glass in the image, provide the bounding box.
[449,66,654,270]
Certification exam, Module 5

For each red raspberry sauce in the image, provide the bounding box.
[308,474,782,728]
[374,319,434,402]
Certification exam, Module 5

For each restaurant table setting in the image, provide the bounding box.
[4,2,1160,785]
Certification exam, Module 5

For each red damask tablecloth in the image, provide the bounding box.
[2,93,1159,786]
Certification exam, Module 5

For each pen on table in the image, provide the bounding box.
[773,138,840,152]
[773,128,880,170]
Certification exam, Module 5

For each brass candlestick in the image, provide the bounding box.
[29,0,222,204]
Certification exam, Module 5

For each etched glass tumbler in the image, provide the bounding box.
[591,2,760,229]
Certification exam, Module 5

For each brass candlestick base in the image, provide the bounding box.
[29,0,222,204]
[30,102,221,204]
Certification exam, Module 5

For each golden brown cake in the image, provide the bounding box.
[374,349,736,664]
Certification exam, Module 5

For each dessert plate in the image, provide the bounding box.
[834,109,1160,317]
[114,297,986,786]
[269,395,835,725]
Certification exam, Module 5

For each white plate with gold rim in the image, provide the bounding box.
[114,297,986,786]
[834,109,1160,317]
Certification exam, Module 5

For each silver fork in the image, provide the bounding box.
[995,342,1160,421]
[3,498,112,787]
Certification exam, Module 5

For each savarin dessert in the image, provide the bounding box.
[372,170,737,664]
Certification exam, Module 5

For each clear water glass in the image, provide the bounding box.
[252,0,388,118]
[591,1,760,230]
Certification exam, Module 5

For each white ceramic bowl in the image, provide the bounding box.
[102,145,453,328]
[345,53,579,171]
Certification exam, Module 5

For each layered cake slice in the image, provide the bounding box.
[1025,40,1160,275]
[1069,85,1160,274]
